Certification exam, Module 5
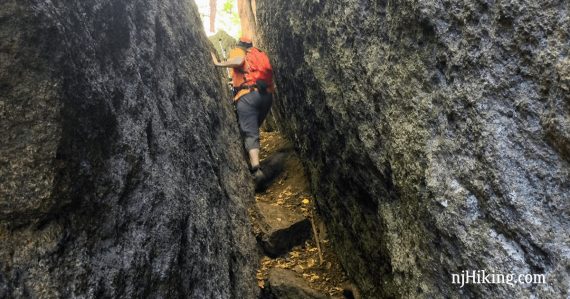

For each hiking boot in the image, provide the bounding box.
[253,168,266,185]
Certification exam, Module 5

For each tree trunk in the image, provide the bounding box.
[251,0,257,25]
[237,0,256,38]
[209,0,217,33]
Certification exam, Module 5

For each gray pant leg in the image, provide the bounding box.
[236,91,274,151]
[237,92,260,151]
[257,93,273,126]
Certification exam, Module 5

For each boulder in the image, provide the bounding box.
[0,0,257,297]
[256,0,570,298]
[256,202,311,257]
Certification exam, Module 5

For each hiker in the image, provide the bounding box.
[211,36,274,183]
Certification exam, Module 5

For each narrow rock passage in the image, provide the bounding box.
[249,132,356,298]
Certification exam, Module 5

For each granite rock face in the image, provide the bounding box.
[256,0,569,298]
[0,0,258,298]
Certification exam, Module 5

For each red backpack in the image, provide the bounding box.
[243,47,273,88]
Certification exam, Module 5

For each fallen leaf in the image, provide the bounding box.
[306,258,316,268]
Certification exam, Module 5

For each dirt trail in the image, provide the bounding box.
[250,131,351,297]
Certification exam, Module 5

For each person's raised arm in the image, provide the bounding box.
[211,53,244,68]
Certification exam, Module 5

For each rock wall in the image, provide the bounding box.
[0,0,258,298]
[256,0,569,298]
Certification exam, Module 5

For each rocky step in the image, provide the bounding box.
[255,202,311,257]
[261,268,328,299]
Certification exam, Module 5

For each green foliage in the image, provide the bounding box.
[223,0,233,14]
